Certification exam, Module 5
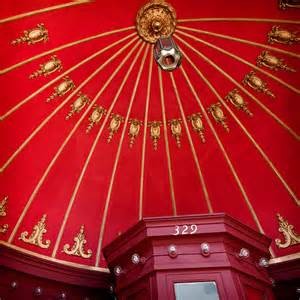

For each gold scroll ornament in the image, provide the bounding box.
[256,51,295,72]
[188,113,205,143]
[46,76,75,102]
[19,214,51,249]
[0,196,8,234]
[129,119,143,148]
[66,93,90,120]
[107,114,124,143]
[225,89,253,116]
[12,24,48,45]
[86,105,107,133]
[243,71,275,98]
[168,119,182,148]
[268,26,300,45]
[148,121,162,150]
[275,213,300,248]
[63,225,92,259]
[30,56,62,79]
[207,103,229,132]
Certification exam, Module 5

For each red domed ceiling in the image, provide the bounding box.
[0,0,299,272]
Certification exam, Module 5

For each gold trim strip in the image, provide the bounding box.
[269,252,300,264]
[52,41,143,258]
[0,240,109,273]
[0,33,136,121]
[177,30,300,95]
[177,26,300,59]
[0,36,138,173]
[7,38,139,243]
[0,0,92,24]
[180,66,265,235]
[181,42,299,207]
[139,47,154,220]
[158,68,177,216]
[170,73,213,213]
[177,17,300,25]
[0,26,135,75]
[95,45,149,267]
[174,34,300,141]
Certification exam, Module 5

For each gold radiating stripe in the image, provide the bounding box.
[0,36,138,173]
[178,18,300,25]
[8,38,141,243]
[170,73,213,213]
[177,30,300,95]
[52,42,144,258]
[0,26,135,75]
[139,46,153,220]
[158,68,177,216]
[182,46,299,207]
[95,45,149,267]
[177,26,300,59]
[0,0,92,24]
[174,34,300,141]
[180,65,265,235]
[269,252,300,264]
[0,32,136,121]
[0,240,109,273]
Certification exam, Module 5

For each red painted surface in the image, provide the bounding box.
[103,214,275,300]
[0,0,299,283]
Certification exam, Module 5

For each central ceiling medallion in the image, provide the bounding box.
[136,0,177,43]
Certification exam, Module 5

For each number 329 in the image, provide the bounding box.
[173,224,198,235]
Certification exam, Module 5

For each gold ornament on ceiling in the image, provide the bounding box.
[136,0,177,43]
[107,114,124,143]
[207,103,229,132]
[0,196,8,234]
[29,55,63,79]
[129,119,143,148]
[86,105,107,133]
[11,23,49,45]
[19,214,51,249]
[148,121,162,150]
[66,93,90,120]
[188,113,206,143]
[168,119,182,148]
[63,225,92,259]
[268,26,300,45]
[275,213,300,248]
[225,89,253,117]
[46,76,75,102]
[256,51,296,72]
[279,0,300,9]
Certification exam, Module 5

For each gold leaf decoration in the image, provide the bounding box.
[66,93,90,120]
[46,76,75,102]
[256,51,295,72]
[148,121,162,150]
[275,213,300,249]
[243,71,275,98]
[107,114,124,143]
[129,119,142,148]
[168,119,182,148]
[268,26,300,45]
[63,225,92,259]
[207,103,229,132]
[86,105,107,133]
[0,196,8,234]
[188,113,205,143]
[225,89,253,116]
[19,214,51,249]
[29,55,62,79]
[11,24,49,45]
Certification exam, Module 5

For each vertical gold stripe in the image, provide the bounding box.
[0,0,92,24]
[170,73,213,213]
[158,68,177,216]
[174,34,300,141]
[95,44,149,267]
[0,33,136,121]
[176,30,300,95]
[139,46,154,220]
[8,39,141,243]
[52,41,143,258]
[0,27,135,75]
[177,26,300,59]
[0,36,138,173]
[177,17,300,24]
[181,66,265,235]
[181,45,299,207]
